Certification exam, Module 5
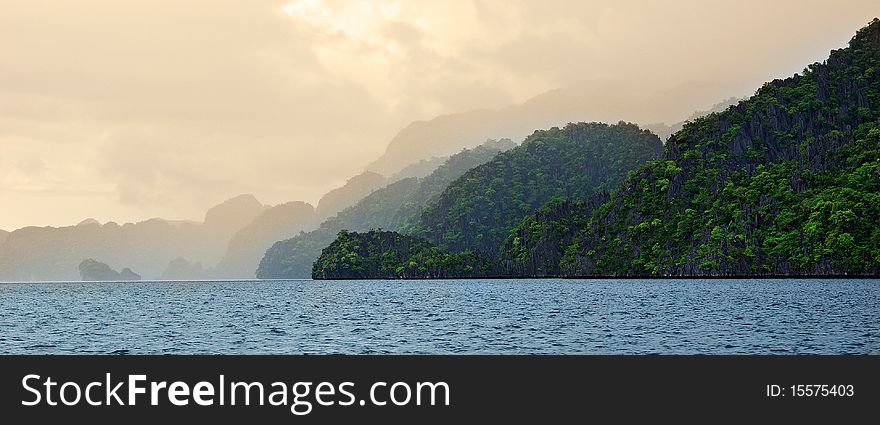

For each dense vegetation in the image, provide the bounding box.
[316,19,880,279]
[410,122,663,256]
[312,123,663,279]
[313,231,492,279]
[256,140,514,278]
[78,259,141,281]
[506,19,880,277]
[498,196,606,277]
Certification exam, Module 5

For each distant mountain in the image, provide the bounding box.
[0,230,8,249]
[316,171,387,220]
[366,109,515,176]
[388,156,448,183]
[212,201,318,278]
[257,139,514,278]
[365,81,738,176]
[0,194,269,281]
[78,259,141,281]
[312,123,664,278]
[203,194,269,232]
[642,97,743,141]
[160,257,209,280]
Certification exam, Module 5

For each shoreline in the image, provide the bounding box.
[3,276,880,284]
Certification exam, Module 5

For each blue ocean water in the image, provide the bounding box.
[0,279,877,354]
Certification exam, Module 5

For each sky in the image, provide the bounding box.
[1,0,878,230]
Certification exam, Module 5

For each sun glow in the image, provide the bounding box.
[281,0,401,39]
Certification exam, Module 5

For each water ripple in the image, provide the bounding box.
[0,279,878,354]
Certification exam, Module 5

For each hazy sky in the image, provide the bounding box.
[1,0,878,230]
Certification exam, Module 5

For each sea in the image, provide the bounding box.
[1,279,877,354]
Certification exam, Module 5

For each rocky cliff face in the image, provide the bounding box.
[561,19,880,277]
[499,195,608,277]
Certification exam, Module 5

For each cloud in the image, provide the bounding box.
[0,0,878,229]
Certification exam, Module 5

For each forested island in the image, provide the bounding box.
[312,19,880,279]
[312,230,492,279]
[257,139,515,278]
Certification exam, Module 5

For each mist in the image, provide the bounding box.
[1,0,877,230]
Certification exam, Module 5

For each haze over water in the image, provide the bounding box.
[1,279,876,354]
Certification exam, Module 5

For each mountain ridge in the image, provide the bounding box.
[409,121,664,257]
[504,18,880,277]
[257,139,514,279]
[365,81,741,176]
[314,18,880,279]
[0,194,268,281]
